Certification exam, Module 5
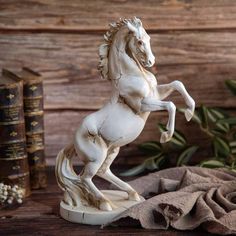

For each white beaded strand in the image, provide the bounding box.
[0,183,23,206]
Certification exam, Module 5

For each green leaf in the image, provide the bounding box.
[217,117,236,126]
[208,108,227,120]
[230,141,236,148]
[139,141,162,154]
[207,109,217,123]
[120,154,166,176]
[213,137,231,158]
[211,129,224,136]
[172,130,187,146]
[225,79,236,95]
[231,148,236,154]
[145,157,158,170]
[120,164,145,177]
[169,139,185,148]
[155,155,166,167]
[200,159,225,168]
[158,123,166,133]
[144,154,164,170]
[178,108,201,124]
[198,105,208,128]
[177,146,198,166]
[215,123,230,134]
[158,123,186,148]
[231,168,236,173]
[212,122,230,135]
[230,141,236,154]
[205,108,230,133]
[191,111,202,125]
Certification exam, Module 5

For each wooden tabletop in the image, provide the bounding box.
[0,167,212,236]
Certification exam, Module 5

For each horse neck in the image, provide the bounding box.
[108,28,143,84]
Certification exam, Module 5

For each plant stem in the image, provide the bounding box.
[200,126,215,138]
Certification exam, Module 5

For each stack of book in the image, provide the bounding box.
[19,68,47,189]
[0,69,31,197]
[0,68,47,196]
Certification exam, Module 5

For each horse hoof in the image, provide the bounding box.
[99,201,113,211]
[185,108,194,121]
[160,131,172,143]
[129,191,141,201]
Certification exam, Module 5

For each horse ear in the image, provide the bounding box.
[134,16,142,27]
[127,22,137,33]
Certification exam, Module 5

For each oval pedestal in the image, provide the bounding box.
[60,190,144,225]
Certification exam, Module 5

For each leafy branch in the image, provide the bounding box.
[121,79,236,176]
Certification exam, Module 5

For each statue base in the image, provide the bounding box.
[60,190,145,225]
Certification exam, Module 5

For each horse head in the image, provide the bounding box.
[126,17,155,68]
[98,17,155,80]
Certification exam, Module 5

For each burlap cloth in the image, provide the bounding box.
[109,167,236,235]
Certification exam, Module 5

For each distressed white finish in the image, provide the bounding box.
[55,17,195,214]
[60,190,145,225]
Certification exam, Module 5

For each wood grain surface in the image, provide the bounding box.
[0,0,235,164]
[0,167,212,236]
[1,0,236,31]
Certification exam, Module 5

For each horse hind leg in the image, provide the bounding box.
[75,132,113,211]
[97,147,141,201]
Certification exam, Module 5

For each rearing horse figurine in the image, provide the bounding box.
[56,17,195,212]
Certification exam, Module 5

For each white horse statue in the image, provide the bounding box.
[56,17,195,212]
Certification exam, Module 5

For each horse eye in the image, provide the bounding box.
[138,40,143,46]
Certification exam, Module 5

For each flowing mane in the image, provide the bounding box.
[98,17,141,80]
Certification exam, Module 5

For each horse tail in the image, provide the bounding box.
[55,143,100,207]
[55,143,84,206]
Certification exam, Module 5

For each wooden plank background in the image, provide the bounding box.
[0,0,235,165]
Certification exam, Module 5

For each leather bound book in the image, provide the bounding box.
[0,69,31,197]
[19,68,47,189]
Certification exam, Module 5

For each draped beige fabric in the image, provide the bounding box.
[110,167,236,235]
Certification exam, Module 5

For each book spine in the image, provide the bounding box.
[23,77,47,189]
[0,80,31,197]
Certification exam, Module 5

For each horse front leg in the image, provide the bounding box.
[157,80,195,121]
[141,98,176,143]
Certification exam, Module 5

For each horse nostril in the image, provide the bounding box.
[148,59,154,66]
